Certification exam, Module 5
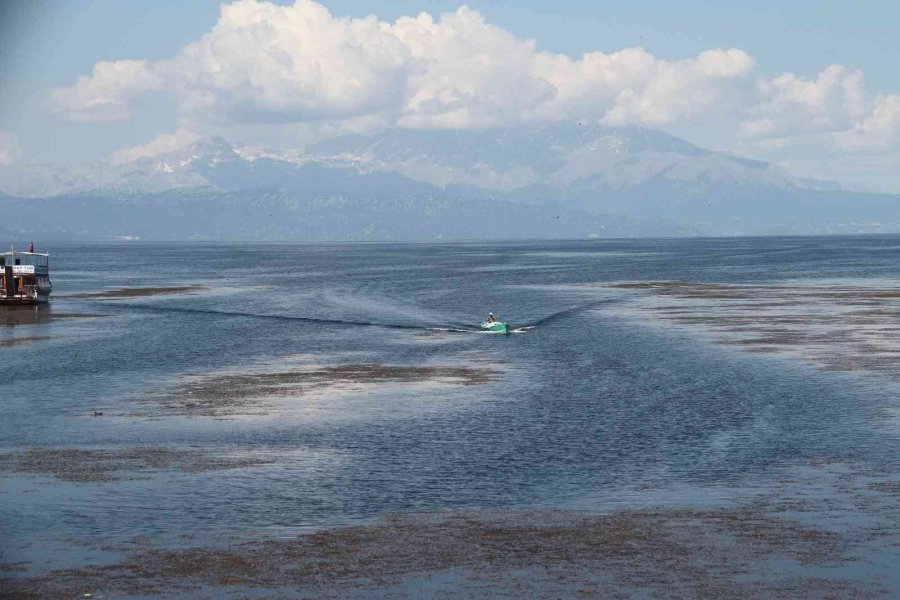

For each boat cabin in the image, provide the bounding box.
[0,250,52,305]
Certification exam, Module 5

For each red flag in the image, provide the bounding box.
[29,241,34,253]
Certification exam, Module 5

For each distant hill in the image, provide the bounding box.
[303,123,725,192]
[1,123,899,240]
[0,189,687,241]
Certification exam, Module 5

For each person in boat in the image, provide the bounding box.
[487,313,496,323]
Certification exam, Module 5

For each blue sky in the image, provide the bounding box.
[1,0,898,189]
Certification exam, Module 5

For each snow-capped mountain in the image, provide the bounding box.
[0,136,436,198]
[0,124,828,199]
[135,136,243,174]
[300,123,805,193]
[2,124,899,240]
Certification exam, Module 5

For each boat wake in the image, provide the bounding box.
[97,302,445,332]
[517,299,618,329]
[90,297,617,335]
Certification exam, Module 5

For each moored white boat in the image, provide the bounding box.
[1,245,52,305]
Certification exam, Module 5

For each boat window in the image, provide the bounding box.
[0,258,4,266]
[15,259,20,265]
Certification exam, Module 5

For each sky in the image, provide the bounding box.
[1,0,899,191]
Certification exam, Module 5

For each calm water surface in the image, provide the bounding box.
[2,236,899,552]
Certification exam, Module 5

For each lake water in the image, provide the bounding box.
[2,236,900,588]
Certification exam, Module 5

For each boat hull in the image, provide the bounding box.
[481,321,511,333]
[0,295,50,306]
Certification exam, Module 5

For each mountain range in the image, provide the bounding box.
[2,123,898,240]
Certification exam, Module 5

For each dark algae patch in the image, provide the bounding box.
[0,447,274,483]
[62,285,207,299]
[0,503,889,599]
[141,363,500,417]
[607,280,900,380]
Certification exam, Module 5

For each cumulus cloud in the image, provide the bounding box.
[50,0,755,132]
[736,64,900,159]
[0,132,21,165]
[48,0,900,170]
[165,1,413,124]
[50,60,164,121]
[392,7,558,129]
[109,129,202,164]
[739,65,866,141]
[837,93,900,152]
[592,48,754,126]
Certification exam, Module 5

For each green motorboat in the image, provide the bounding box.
[481,314,511,333]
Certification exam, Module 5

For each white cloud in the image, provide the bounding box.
[837,93,900,152]
[0,132,21,165]
[591,48,754,126]
[392,7,558,129]
[50,0,755,132]
[739,65,866,141]
[109,128,202,164]
[736,64,900,163]
[50,60,164,121]
[48,0,900,179]
[164,0,414,124]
